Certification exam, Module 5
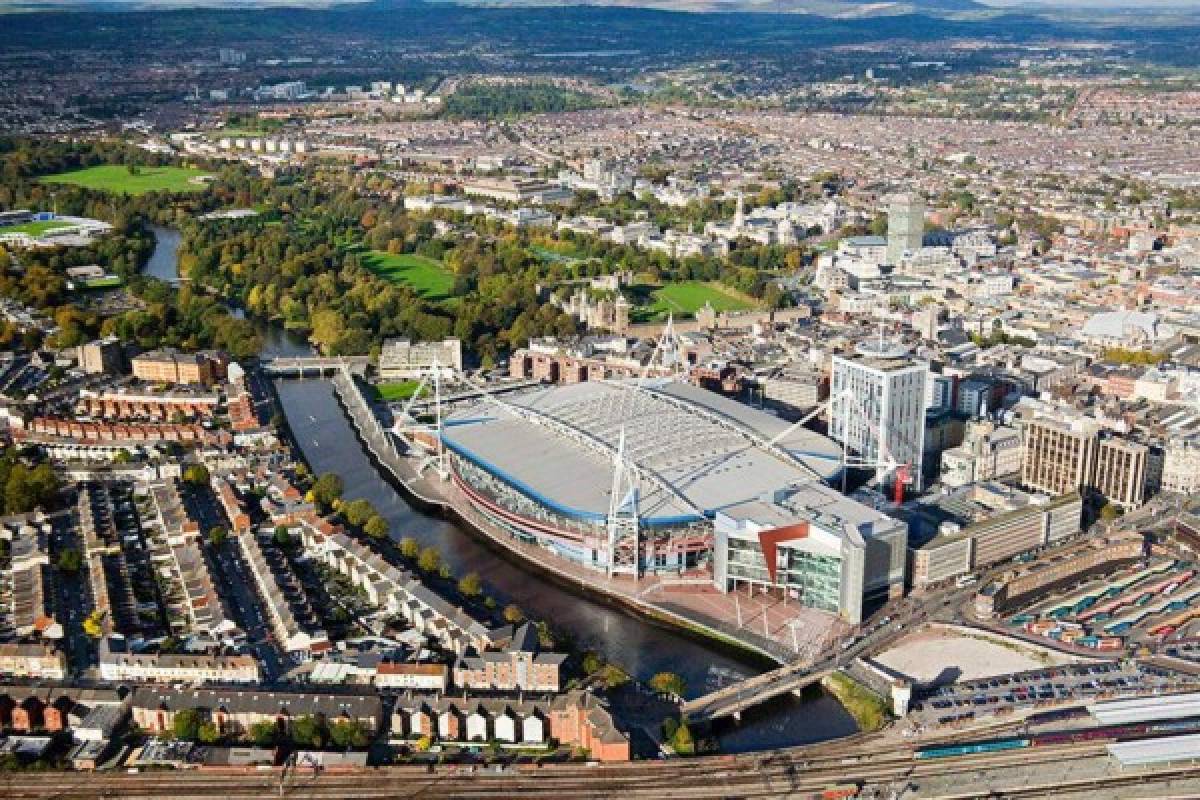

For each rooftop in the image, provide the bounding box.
[441,379,842,525]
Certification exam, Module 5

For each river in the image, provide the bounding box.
[151,227,858,753]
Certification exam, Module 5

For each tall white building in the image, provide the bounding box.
[830,343,929,491]
[886,192,926,265]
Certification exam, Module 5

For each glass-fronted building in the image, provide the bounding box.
[712,483,908,625]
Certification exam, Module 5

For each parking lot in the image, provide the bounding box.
[908,661,1198,731]
[1001,557,1200,653]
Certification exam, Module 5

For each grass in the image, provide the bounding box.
[824,672,889,733]
[0,219,72,236]
[369,381,425,402]
[630,281,755,322]
[76,276,124,290]
[40,165,213,196]
[360,250,456,301]
[529,244,584,266]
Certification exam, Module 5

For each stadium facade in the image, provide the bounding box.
[434,379,907,624]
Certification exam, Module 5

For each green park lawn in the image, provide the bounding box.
[40,165,213,195]
[0,219,72,236]
[633,281,755,322]
[360,250,456,301]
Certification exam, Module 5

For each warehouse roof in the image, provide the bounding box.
[1089,691,1200,726]
[1108,733,1200,766]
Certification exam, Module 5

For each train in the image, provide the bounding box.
[913,715,1200,760]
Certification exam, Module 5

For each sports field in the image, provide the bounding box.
[76,276,124,290]
[40,165,213,195]
[0,220,72,236]
[370,381,424,402]
[633,281,755,321]
[360,250,456,301]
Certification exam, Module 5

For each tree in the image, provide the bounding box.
[503,604,525,624]
[56,547,82,574]
[670,720,695,755]
[173,708,203,741]
[458,572,483,599]
[207,526,228,548]
[661,717,679,741]
[310,309,346,353]
[182,464,210,485]
[364,514,389,539]
[1100,503,1120,522]
[399,536,420,559]
[438,564,452,580]
[4,461,59,513]
[599,664,630,689]
[82,610,105,638]
[417,546,442,573]
[248,720,278,747]
[328,719,369,749]
[581,651,604,676]
[198,722,221,744]
[414,735,433,752]
[290,715,325,748]
[114,449,134,464]
[274,526,293,547]
[343,498,375,527]
[649,672,687,699]
[311,473,344,507]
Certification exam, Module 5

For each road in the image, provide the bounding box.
[178,481,285,679]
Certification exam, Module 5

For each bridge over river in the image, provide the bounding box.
[682,662,837,723]
[260,356,370,377]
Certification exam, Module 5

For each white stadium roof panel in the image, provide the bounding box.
[440,379,843,525]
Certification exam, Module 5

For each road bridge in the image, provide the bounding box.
[682,662,837,723]
[260,356,370,377]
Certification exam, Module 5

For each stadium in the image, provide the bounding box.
[420,378,907,624]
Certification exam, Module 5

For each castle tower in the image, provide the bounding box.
[614,295,631,334]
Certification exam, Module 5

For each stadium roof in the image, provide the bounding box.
[441,379,843,525]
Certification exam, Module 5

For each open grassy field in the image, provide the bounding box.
[369,381,425,402]
[631,281,755,322]
[0,220,72,236]
[40,165,213,195]
[360,250,456,301]
[75,276,124,290]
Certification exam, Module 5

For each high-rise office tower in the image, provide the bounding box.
[886,192,926,265]
[830,342,929,491]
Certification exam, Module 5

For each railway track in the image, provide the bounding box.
[0,740,1147,800]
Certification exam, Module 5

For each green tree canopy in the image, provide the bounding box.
[457,572,483,599]
[173,708,203,741]
[364,514,389,539]
[417,546,442,573]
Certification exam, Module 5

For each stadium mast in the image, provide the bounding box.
[606,428,641,579]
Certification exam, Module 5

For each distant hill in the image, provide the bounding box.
[0,0,992,13]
